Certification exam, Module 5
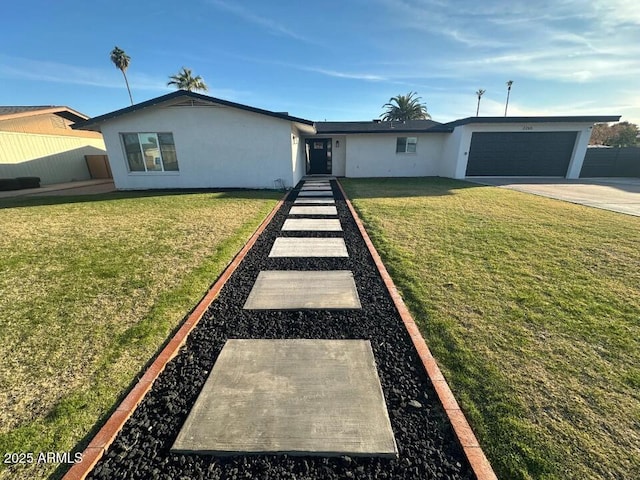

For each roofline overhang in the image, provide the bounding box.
[0,106,89,122]
[73,90,315,132]
[313,128,451,134]
[442,115,622,128]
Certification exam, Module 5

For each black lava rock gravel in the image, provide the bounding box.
[86,181,474,480]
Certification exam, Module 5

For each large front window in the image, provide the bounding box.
[396,136,417,153]
[122,133,179,172]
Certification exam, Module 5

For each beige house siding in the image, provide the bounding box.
[0,113,102,139]
[0,131,106,184]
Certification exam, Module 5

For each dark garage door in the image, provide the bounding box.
[466,131,578,176]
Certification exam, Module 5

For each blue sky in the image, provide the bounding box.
[2,0,639,124]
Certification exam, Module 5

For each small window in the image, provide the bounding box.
[396,137,417,153]
[121,133,179,172]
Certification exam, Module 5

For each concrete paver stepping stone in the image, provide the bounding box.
[243,271,360,309]
[300,187,332,192]
[172,339,397,457]
[289,206,338,215]
[269,237,348,257]
[293,198,335,204]
[298,191,336,197]
[282,218,342,231]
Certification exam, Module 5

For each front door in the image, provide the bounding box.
[307,139,332,174]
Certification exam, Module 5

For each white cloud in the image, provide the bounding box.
[588,0,640,27]
[375,0,511,47]
[425,90,634,123]
[206,0,318,44]
[189,50,391,83]
[0,55,168,91]
[375,0,640,85]
[450,48,640,83]
[298,67,387,82]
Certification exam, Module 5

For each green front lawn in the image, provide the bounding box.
[341,177,640,480]
[0,190,280,480]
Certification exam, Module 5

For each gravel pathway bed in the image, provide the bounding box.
[87,181,473,480]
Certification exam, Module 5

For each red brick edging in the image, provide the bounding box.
[63,196,285,480]
[336,180,498,480]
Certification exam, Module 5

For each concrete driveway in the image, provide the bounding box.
[467,177,640,217]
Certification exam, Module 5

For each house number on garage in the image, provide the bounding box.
[522,126,533,130]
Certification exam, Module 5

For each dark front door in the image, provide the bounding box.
[307,139,332,174]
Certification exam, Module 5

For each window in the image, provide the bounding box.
[121,133,179,172]
[396,137,417,153]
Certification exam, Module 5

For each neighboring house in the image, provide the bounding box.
[73,90,620,190]
[0,106,107,185]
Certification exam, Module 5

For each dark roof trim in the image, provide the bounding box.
[314,119,446,134]
[441,115,622,128]
[313,128,449,134]
[73,90,314,131]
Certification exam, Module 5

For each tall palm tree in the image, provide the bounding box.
[167,67,209,92]
[504,80,514,116]
[475,89,486,116]
[381,92,430,121]
[110,46,133,105]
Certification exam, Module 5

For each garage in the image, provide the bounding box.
[466,131,578,176]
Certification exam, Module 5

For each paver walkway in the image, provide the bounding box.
[289,205,338,215]
[282,218,342,231]
[268,237,348,257]
[173,178,397,457]
[172,340,396,457]
[65,176,491,480]
[293,197,335,204]
[298,190,336,197]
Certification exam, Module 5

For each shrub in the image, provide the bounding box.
[0,178,21,191]
[16,177,41,189]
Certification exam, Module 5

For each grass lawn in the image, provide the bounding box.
[0,190,280,480]
[341,177,640,480]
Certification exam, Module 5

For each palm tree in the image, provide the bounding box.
[167,67,209,92]
[381,92,430,121]
[475,89,486,117]
[110,46,133,105]
[504,80,514,116]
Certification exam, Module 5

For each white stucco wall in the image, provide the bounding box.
[291,125,309,187]
[449,122,596,179]
[566,127,593,178]
[439,127,466,179]
[332,136,347,177]
[100,104,296,190]
[344,133,445,178]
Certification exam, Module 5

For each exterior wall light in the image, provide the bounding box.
[336,140,340,148]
